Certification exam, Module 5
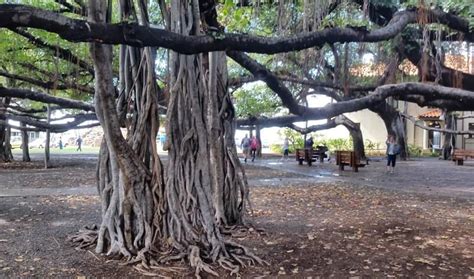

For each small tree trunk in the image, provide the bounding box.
[44,104,51,168]
[370,102,408,160]
[20,122,30,162]
[442,112,455,160]
[0,97,13,162]
[256,125,262,158]
[342,118,366,160]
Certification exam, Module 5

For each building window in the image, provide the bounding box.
[469,123,474,138]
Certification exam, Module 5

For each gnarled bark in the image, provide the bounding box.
[70,0,167,269]
[163,0,259,274]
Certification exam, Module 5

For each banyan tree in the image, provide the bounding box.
[0,0,473,276]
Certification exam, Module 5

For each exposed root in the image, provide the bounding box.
[226,240,269,266]
[189,246,219,278]
[67,225,98,250]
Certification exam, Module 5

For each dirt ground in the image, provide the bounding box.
[0,154,473,278]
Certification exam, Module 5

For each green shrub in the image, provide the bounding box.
[270,144,283,154]
[407,144,422,157]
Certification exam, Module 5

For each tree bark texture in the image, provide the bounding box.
[69,0,167,268]
[164,1,258,275]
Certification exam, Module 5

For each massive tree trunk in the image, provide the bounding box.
[20,122,30,162]
[164,0,258,274]
[370,102,408,160]
[70,0,166,267]
[71,1,256,276]
[0,97,13,162]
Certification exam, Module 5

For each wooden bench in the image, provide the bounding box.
[295,147,328,166]
[335,150,366,172]
[452,149,474,165]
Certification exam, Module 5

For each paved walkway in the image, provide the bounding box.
[0,186,97,197]
[2,155,473,200]
[250,157,474,200]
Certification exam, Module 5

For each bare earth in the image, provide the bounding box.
[0,154,473,277]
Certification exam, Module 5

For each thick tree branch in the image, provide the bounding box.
[401,112,474,135]
[1,4,471,54]
[6,112,97,131]
[0,70,94,94]
[286,117,341,134]
[228,51,308,115]
[7,103,61,114]
[0,119,99,132]
[0,87,94,111]
[236,82,474,127]
[10,28,94,74]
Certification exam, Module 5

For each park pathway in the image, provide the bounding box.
[250,156,474,200]
[1,154,473,199]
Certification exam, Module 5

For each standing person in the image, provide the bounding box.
[241,134,250,163]
[282,137,289,160]
[76,136,82,152]
[250,136,259,162]
[386,134,399,173]
[59,137,63,150]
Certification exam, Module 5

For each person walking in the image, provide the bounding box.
[76,136,83,152]
[282,137,289,160]
[59,137,63,150]
[241,134,250,163]
[250,136,259,162]
[386,134,399,173]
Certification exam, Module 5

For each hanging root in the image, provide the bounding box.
[67,224,98,250]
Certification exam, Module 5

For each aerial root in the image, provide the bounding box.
[67,224,98,250]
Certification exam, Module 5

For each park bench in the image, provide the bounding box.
[335,150,366,172]
[295,146,328,166]
[452,149,474,165]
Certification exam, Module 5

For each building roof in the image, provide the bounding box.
[418,109,442,120]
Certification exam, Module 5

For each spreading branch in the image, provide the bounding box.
[5,112,97,132]
[0,87,94,111]
[401,112,474,135]
[10,28,94,74]
[1,4,472,54]
[236,82,474,127]
[0,70,94,94]
[0,119,99,132]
